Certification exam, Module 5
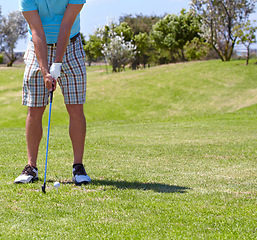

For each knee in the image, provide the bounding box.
[27,107,45,120]
[66,104,85,120]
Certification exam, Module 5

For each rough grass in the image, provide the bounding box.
[0,60,256,239]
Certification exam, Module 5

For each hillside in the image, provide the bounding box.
[1,59,257,128]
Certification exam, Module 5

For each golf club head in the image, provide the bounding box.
[42,183,46,193]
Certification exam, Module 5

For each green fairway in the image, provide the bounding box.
[0,60,256,239]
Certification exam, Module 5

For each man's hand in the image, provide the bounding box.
[50,62,62,80]
[44,73,56,91]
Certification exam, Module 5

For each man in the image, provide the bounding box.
[14,0,91,185]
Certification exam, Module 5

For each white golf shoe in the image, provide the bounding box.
[14,164,38,183]
[72,164,91,185]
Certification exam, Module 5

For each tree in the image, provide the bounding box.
[151,9,200,62]
[114,22,133,42]
[96,20,137,72]
[0,7,3,49]
[83,34,103,66]
[120,14,162,67]
[184,37,210,60]
[133,32,150,69]
[119,14,161,35]
[0,10,27,66]
[190,0,256,61]
[101,30,136,72]
[234,20,257,65]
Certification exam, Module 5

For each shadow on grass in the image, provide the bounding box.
[91,179,191,193]
[52,179,190,193]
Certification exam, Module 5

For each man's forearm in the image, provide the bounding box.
[31,30,55,91]
[31,30,49,76]
[55,25,71,63]
[54,4,84,63]
[22,10,55,91]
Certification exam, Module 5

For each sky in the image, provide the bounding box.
[1,0,257,51]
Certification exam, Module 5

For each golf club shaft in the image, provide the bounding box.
[42,91,53,192]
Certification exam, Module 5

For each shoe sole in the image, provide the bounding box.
[74,181,91,186]
[72,176,91,186]
[14,177,39,184]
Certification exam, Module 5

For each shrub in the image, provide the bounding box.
[0,54,4,64]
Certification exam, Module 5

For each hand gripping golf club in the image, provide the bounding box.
[42,91,53,193]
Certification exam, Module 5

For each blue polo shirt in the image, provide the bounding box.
[19,0,86,44]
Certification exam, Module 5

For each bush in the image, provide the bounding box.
[184,38,209,61]
[149,49,172,65]
[0,54,3,64]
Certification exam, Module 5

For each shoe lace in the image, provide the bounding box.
[22,164,35,175]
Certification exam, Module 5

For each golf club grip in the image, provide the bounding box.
[50,91,53,103]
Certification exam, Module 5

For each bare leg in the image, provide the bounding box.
[66,104,86,165]
[26,106,46,168]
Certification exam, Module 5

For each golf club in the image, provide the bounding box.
[42,90,53,193]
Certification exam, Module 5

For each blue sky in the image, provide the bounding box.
[1,0,257,51]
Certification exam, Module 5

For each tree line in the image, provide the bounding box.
[84,0,257,71]
[0,1,256,68]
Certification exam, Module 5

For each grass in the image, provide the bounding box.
[0,60,257,239]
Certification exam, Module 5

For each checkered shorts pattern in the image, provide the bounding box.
[22,35,87,107]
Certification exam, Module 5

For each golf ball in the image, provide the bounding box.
[54,181,60,188]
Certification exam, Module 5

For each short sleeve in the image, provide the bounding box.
[69,0,86,4]
[19,0,37,12]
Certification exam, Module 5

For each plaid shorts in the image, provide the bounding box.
[22,35,87,107]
